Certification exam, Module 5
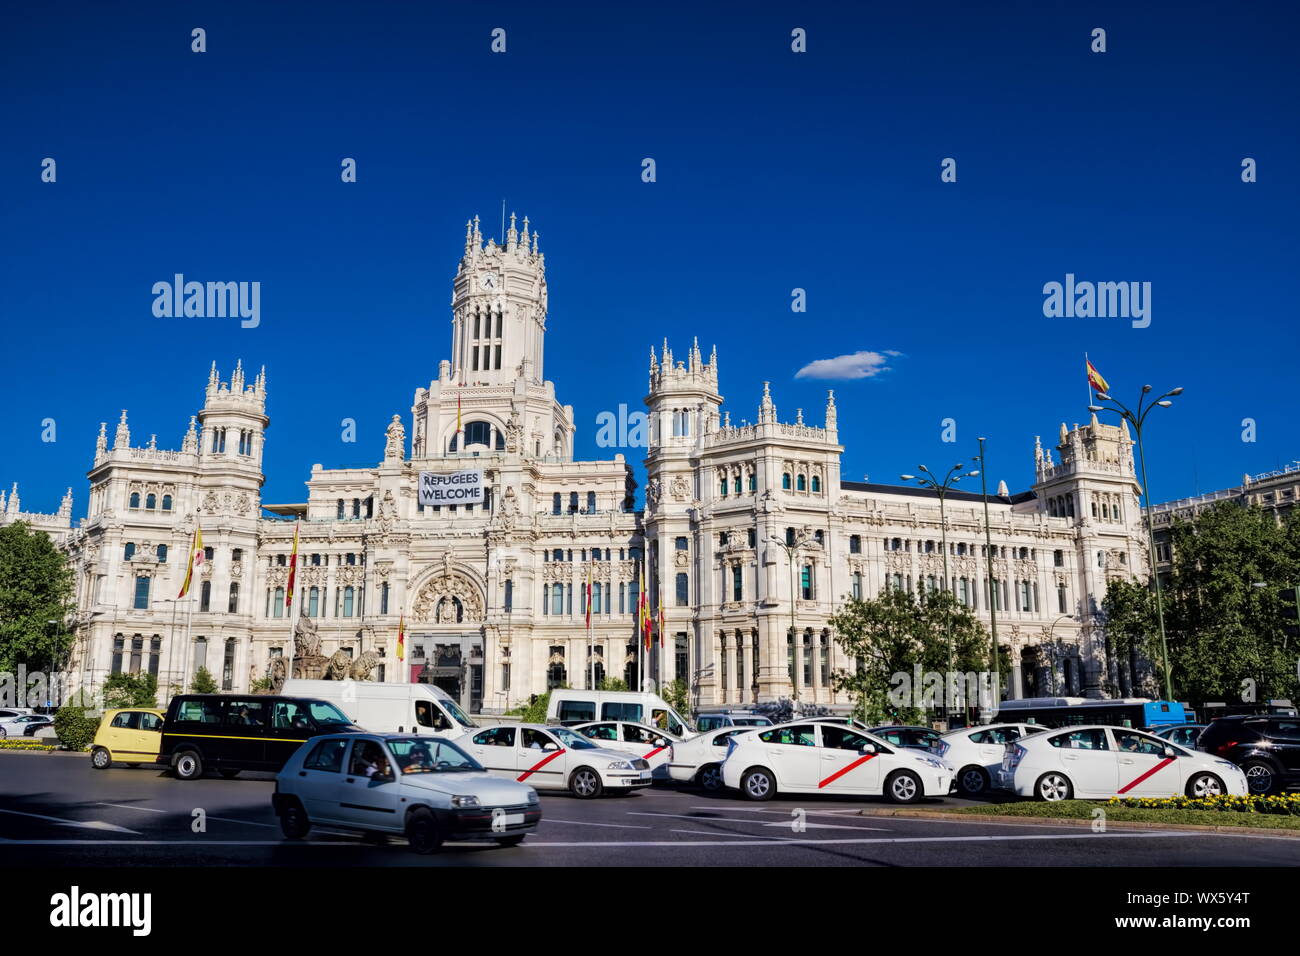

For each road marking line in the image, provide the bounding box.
[541,819,654,829]
[0,839,357,846]
[101,802,278,828]
[0,808,140,834]
[628,811,885,830]
[690,805,866,816]
[511,831,1202,847]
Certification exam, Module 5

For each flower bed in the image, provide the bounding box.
[1106,793,1300,815]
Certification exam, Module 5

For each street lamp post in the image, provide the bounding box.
[973,438,1001,700]
[900,464,980,690]
[1089,385,1183,701]
[1045,613,1076,695]
[767,530,811,705]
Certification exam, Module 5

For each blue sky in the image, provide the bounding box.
[3,0,1297,514]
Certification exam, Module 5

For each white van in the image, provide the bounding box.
[281,680,478,737]
[547,690,695,739]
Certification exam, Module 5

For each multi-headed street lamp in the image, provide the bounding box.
[899,463,979,684]
[1089,384,1183,701]
[767,529,813,705]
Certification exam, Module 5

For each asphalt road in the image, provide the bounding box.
[3,750,1298,867]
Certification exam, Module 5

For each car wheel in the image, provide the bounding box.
[405,807,442,854]
[91,747,112,770]
[173,751,203,780]
[218,768,241,779]
[886,770,923,804]
[741,767,776,801]
[1241,760,1278,795]
[698,764,724,792]
[1186,772,1225,798]
[494,835,526,847]
[279,800,311,840]
[958,765,989,796]
[1035,772,1073,802]
[570,767,603,799]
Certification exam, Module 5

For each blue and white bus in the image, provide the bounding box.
[989,697,1195,729]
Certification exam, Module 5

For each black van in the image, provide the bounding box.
[159,694,364,780]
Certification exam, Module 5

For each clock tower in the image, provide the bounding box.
[450,213,548,388]
[407,214,575,461]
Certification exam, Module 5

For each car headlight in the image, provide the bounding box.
[606,760,634,771]
[921,757,945,769]
[526,789,540,805]
[450,795,481,808]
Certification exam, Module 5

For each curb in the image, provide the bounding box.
[858,806,1300,838]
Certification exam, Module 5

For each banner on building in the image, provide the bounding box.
[418,470,484,506]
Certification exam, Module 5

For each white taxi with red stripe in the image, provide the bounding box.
[571,721,679,779]
[460,724,653,798]
[1004,724,1249,801]
[720,720,953,803]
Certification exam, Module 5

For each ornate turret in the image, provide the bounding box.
[113,411,130,450]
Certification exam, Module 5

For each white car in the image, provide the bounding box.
[1003,724,1250,801]
[0,714,53,738]
[667,726,752,790]
[460,723,653,798]
[720,720,953,803]
[272,733,541,853]
[572,721,679,779]
[934,723,1050,795]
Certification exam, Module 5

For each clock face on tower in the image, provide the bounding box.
[479,273,499,292]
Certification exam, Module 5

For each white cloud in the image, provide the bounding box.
[794,350,901,381]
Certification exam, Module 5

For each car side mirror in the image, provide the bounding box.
[543,742,558,752]
[1164,746,1176,758]
[860,743,876,755]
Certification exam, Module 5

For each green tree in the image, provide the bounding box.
[828,588,990,725]
[507,690,552,723]
[190,666,218,694]
[0,522,75,673]
[662,677,690,717]
[103,672,159,709]
[1104,501,1300,707]
[596,677,628,692]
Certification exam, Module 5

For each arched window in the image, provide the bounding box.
[146,493,157,510]
[811,476,821,493]
[161,494,172,511]
[748,472,756,492]
[157,544,168,563]
[782,473,792,490]
[129,492,141,509]
[124,542,135,560]
[719,475,728,496]
[796,475,806,492]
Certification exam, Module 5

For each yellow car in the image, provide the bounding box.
[90,708,165,769]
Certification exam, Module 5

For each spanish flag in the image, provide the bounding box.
[1086,358,1110,396]
[657,593,665,649]
[639,564,652,651]
[585,561,593,630]
[285,520,300,608]
[177,525,203,598]
[396,614,406,661]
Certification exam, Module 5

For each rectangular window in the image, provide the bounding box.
[732,566,743,602]
[227,583,239,614]
[852,572,862,600]
[504,579,513,612]
[800,565,813,600]
[200,580,211,613]
[675,573,689,607]
[133,576,150,610]
[849,535,861,554]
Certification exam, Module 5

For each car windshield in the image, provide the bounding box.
[308,701,354,726]
[547,727,598,750]
[441,697,477,728]
[387,738,483,774]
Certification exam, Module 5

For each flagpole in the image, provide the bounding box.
[286,519,300,685]
[1085,352,1094,410]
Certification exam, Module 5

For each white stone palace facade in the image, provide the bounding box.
[8,215,1155,712]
